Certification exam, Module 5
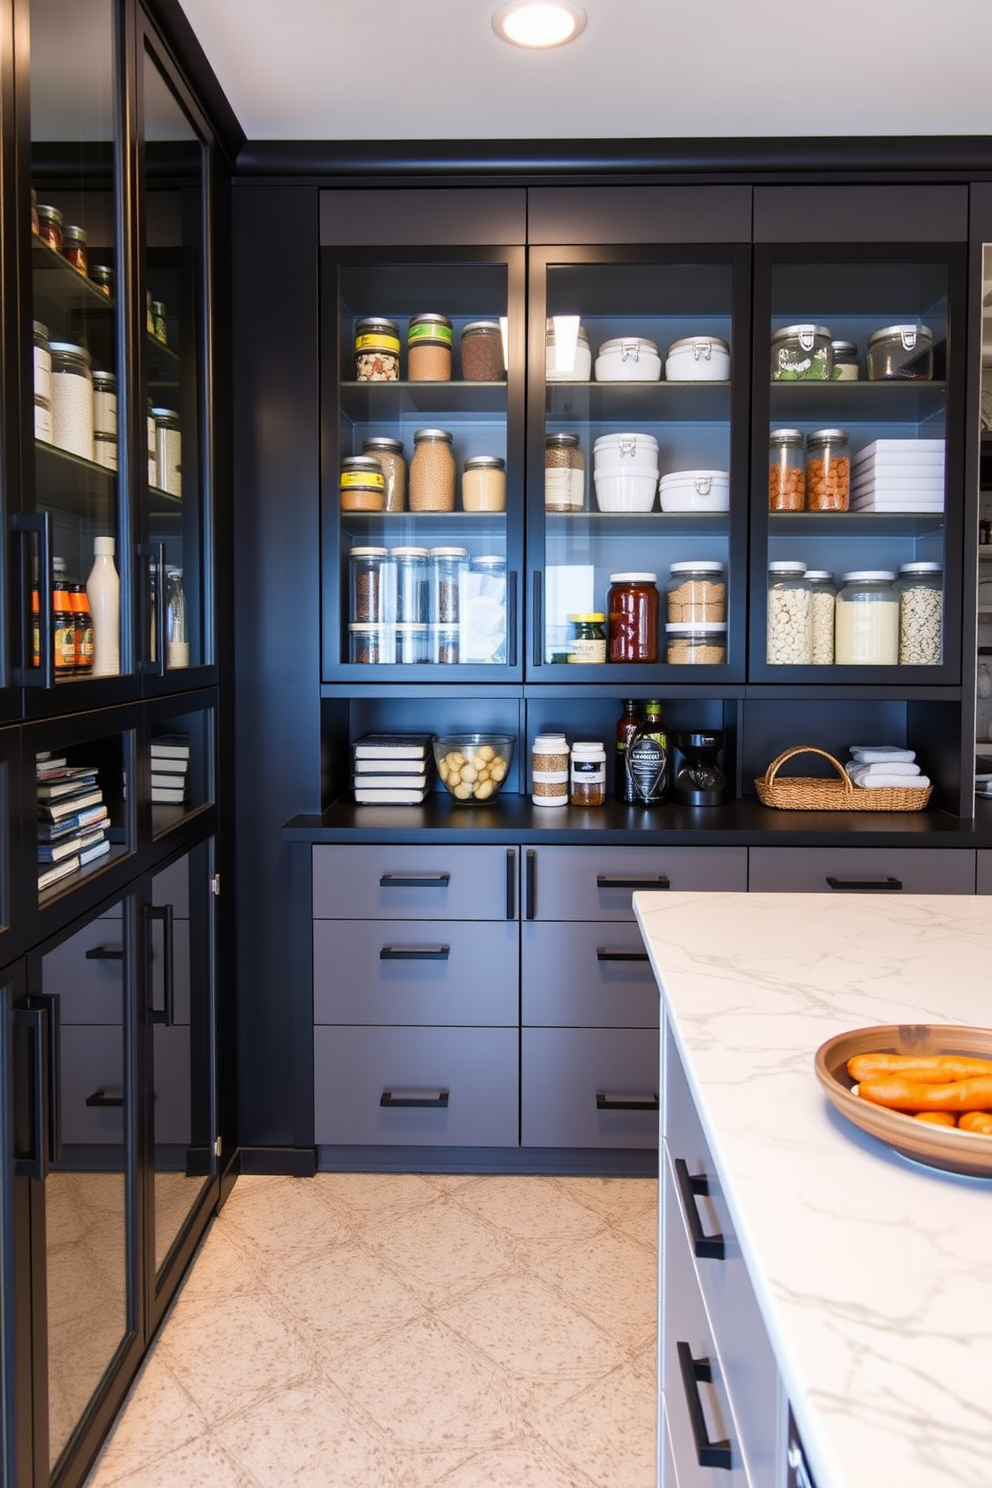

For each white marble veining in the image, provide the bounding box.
[633,891,992,1488]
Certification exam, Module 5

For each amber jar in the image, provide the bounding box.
[607,572,659,663]
[62,224,88,274]
[37,203,63,251]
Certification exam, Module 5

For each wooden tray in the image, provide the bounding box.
[814,1024,992,1179]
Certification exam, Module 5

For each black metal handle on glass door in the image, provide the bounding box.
[13,1007,49,1180]
[146,903,175,1026]
[532,571,542,667]
[12,510,54,687]
[28,992,63,1164]
[138,541,166,675]
[507,570,517,668]
[506,849,516,920]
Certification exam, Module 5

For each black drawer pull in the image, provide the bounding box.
[379,945,450,961]
[506,849,516,920]
[86,1087,124,1108]
[596,875,670,890]
[596,1090,659,1112]
[596,948,650,963]
[677,1342,733,1471]
[379,873,450,888]
[380,1088,449,1108]
[674,1157,725,1260]
[525,849,536,920]
[825,875,902,892]
[85,944,123,961]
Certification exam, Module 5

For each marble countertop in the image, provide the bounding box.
[632,891,992,1488]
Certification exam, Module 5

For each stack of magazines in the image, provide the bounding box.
[151,734,190,805]
[352,733,432,804]
[37,752,110,890]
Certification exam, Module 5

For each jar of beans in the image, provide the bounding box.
[805,428,849,512]
[429,547,468,626]
[460,321,505,381]
[340,454,385,511]
[408,314,453,381]
[362,436,406,511]
[354,318,400,381]
[410,428,455,512]
[767,561,811,665]
[666,561,726,623]
[545,432,584,512]
[769,429,805,511]
[895,562,942,665]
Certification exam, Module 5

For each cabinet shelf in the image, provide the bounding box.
[340,511,506,542]
[546,381,731,423]
[340,381,506,421]
[768,511,944,537]
[546,511,728,537]
[34,440,182,521]
[32,237,113,326]
[768,381,946,425]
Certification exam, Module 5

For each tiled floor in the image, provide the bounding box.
[83,1171,658,1487]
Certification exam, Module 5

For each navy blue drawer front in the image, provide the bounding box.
[522,920,658,1029]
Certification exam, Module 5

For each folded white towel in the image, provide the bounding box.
[849,746,917,763]
[852,772,930,789]
[848,761,921,779]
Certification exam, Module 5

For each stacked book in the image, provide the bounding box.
[352,733,432,805]
[37,752,110,890]
[151,734,190,805]
[850,439,945,513]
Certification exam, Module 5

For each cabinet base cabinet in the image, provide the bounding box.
[748,846,976,895]
[522,920,658,1028]
[521,1027,660,1148]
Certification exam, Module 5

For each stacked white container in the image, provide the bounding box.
[592,432,659,513]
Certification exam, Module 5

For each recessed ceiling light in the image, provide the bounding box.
[492,1,587,49]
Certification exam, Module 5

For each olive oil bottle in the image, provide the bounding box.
[614,699,641,803]
[626,698,668,805]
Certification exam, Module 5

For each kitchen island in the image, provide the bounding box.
[633,890,992,1488]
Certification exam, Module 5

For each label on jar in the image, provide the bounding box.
[626,735,668,804]
[355,330,399,353]
[568,638,606,663]
[571,759,605,781]
[545,468,584,509]
[408,322,453,346]
[341,469,384,490]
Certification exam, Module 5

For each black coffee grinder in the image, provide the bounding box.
[670,731,728,807]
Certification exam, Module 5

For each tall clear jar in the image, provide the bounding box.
[153,408,182,496]
[806,570,836,665]
[410,428,456,512]
[835,571,899,665]
[805,428,849,512]
[350,547,395,625]
[92,370,117,438]
[545,432,584,511]
[768,428,805,511]
[49,342,94,460]
[165,568,189,668]
[391,547,429,624]
[895,562,942,665]
[362,436,406,512]
[429,546,468,626]
[767,561,811,664]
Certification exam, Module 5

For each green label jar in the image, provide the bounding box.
[567,612,606,663]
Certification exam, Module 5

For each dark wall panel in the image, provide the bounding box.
[528,185,752,244]
[319,188,526,246]
[753,185,969,242]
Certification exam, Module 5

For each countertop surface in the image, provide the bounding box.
[632,890,992,1488]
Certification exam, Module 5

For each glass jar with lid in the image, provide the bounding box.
[410,429,456,512]
[62,223,88,274]
[545,433,584,511]
[37,202,63,252]
[354,317,400,381]
[895,562,942,665]
[462,455,506,512]
[570,742,607,807]
[49,342,94,460]
[464,555,507,664]
[767,561,811,664]
[806,570,836,665]
[770,324,832,381]
[460,321,505,381]
[768,428,805,511]
[407,314,453,381]
[362,437,406,512]
[391,547,430,624]
[90,262,113,298]
[429,547,468,626]
[831,341,860,380]
[866,324,933,381]
[153,408,182,497]
[92,370,117,438]
[567,613,607,664]
[805,428,849,512]
[665,622,727,664]
[349,547,395,625]
[608,572,659,663]
[546,318,591,381]
[340,454,385,512]
[835,571,899,665]
[666,561,726,623]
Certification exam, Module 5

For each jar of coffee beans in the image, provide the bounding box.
[408,314,453,381]
[410,428,455,511]
[460,321,505,381]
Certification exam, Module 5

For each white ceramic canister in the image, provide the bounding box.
[658,469,730,513]
[531,732,569,807]
[592,432,659,513]
[664,335,731,381]
[593,336,661,382]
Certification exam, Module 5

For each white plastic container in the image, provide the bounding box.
[664,336,731,381]
[592,432,659,471]
[658,469,730,513]
[86,535,120,676]
[592,432,659,513]
[593,336,661,382]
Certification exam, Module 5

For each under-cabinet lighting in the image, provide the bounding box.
[492,1,586,48]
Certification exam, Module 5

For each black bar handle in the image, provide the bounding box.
[525,849,536,919]
[13,1008,48,1180]
[676,1342,733,1471]
[596,1090,659,1112]
[379,945,450,961]
[86,1088,124,1108]
[596,948,650,963]
[674,1157,726,1260]
[506,849,516,920]
[379,873,450,888]
[29,993,62,1164]
[507,569,518,668]
[13,511,53,687]
[146,903,175,1026]
[380,1088,449,1108]
[137,541,166,675]
[597,875,670,890]
[85,945,123,961]
[825,876,902,892]
[532,570,542,667]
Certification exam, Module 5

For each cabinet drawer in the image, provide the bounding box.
[522,921,658,1028]
[521,1027,659,1148]
[313,844,514,921]
[748,846,975,895]
[313,919,518,1026]
[527,846,747,923]
[977,850,992,895]
[314,1026,518,1146]
[665,1022,779,1488]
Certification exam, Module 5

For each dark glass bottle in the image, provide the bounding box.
[71,584,94,674]
[615,699,641,803]
[52,559,76,675]
[626,698,668,806]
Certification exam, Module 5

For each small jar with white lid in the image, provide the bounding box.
[806,570,836,665]
[546,319,591,380]
[570,741,606,806]
[532,733,569,807]
[835,571,899,665]
[350,546,395,625]
[665,622,727,664]
[767,561,811,664]
[666,562,726,623]
[895,562,942,665]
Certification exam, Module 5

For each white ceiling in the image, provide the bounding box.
[178,0,992,143]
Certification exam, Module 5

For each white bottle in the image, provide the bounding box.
[87,535,120,676]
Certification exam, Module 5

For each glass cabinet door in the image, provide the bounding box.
[528,248,749,682]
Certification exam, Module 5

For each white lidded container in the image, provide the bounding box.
[592,432,659,513]
[664,335,731,381]
[546,317,591,381]
[658,469,730,513]
[594,336,661,382]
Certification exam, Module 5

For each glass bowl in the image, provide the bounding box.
[433,734,515,804]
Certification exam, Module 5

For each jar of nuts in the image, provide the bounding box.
[769,429,805,511]
[410,429,456,511]
[354,318,400,381]
[805,428,850,512]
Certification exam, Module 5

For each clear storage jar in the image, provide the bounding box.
[831,340,860,380]
[395,623,430,664]
[354,317,400,381]
[570,741,606,806]
[431,623,460,664]
[153,408,182,497]
[92,370,117,438]
[545,433,584,511]
[770,324,832,381]
[410,429,455,512]
[463,556,507,664]
[460,321,505,381]
[835,571,899,665]
[807,570,836,665]
[362,437,406,512]
[896,562,942,665]
[546,318,591,380]
[768,428,805,511]
[348,623,392,664]
[49,342,94,460]
[407,314,453,381]
[429,546,468,625]
[608,572,659,663]
[462,455,506,512]
[767,562,811,665]
[805,428,849,512]
[340,454,385,512]
[666,561,727,623]
[391,547,429,624]
[349,547,395,624]
[866,324,933,381]
[665,622,727,664]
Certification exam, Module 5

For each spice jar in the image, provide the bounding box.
[429,546,468,625]
[37,203,63,252]
[410,428,456,512]
[431,624,460,664]
[769,428,805,511]
[666,562,726,623]
[834,571,899,665]
[545,433,584,512]
[462,455,506,512]
[49,342,94,460]
[153,408,182,497]
[92,370,117,438]
[349,547,395,624]
[407,314,453,381]
[608,572,659,663]
[33,321,52,404]
[362,436,406,512]
[770,324,832,381]
[767,561,811,665]
[340,454,385,512]
[460,321,505,381]
[62,224,87,274]
[90,262,113,298]
[806,570,836,665]
[805,428,849,512]
[895,562,942,665]
[570,741,606,806]
[354,317,400,381]
[866,324,933,382]
[567,613,606,664]
[392,547,430,624]
[665,622,727,664]
[546,319,591,380]
[532,733,569,807]
[831,341,860,381]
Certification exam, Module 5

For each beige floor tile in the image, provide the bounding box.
[526,1224,657,1355]
[433,1440,603,1488]
[270,1239,424,1352]
[83,1358,203,1487]
[528,1344,657,1488]
[361,1191,516,1307]
[93,1433,252,1488]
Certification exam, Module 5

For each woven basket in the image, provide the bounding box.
[754,746,933,812]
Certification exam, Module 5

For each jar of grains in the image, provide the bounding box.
[37,203,63,252]
[49,342,94,460]
[62,223,87,274]
[608,572,659,663]
[666,561,726,623]
[767,561,811,665]
[33,321,51,404]
[391,547,430,624]
[895,562,942,665]
[410,428,456,511]
[545,433,585,511]
[460,321,505,381]
[570,741,607,806]
[462,455,506,512]
[806,570,836,665]
[532,733,569,807]
[834,571,899,665]
[831,341,860,380]
[769,428,805,511]
[354,317,400,381]
[805,428,849,512]
[407,314,453,381]
[348,623,391,665]
[665,622,727,664]
[339,454,385,512]
[349,547,395,625]
[362,437,406,511]
[431,623,460,664]
[429,547,468,626]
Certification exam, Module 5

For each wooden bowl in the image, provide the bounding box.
[814,1024,992,1179]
